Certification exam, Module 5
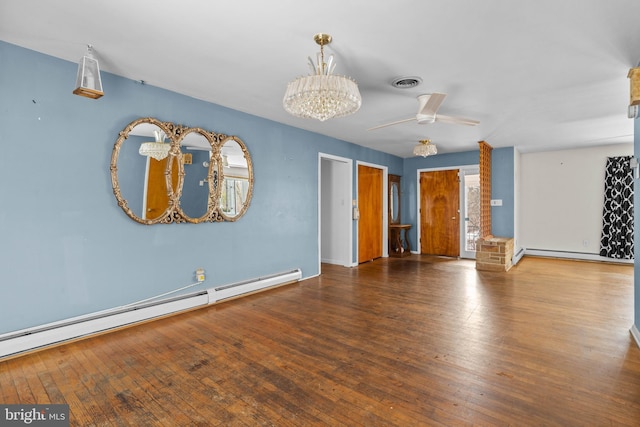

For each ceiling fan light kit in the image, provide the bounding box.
[283,33,362,121]
[413,139,438,157]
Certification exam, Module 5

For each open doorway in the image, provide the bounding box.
[319,154,353,271]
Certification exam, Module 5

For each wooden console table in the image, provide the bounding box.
[389,224,412,257]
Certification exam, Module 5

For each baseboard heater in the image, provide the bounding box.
[512,247,525,266]
[525,249,633,264]
[0,269,302,360]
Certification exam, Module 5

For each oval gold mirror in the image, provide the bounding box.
[391,182,399,223]
[389,174,401,225]
[111,118,180,224]
[219,136,253,221]
[175,128,218,223]
[112,119,252,224]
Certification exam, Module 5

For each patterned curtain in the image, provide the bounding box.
[600,156,634,259]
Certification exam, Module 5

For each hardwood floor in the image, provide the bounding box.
[1,256,639,426]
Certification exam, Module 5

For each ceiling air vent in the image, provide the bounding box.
[391,76,423,89]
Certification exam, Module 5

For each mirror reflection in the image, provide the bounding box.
[177,129,214,222]
[391,182,399,223]
[388,174,401,225]
[114,120,177,224]
[219,136,253,221]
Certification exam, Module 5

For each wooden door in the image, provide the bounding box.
[358,165,383,263]
[420,170,460,257]
[146,157,178,220]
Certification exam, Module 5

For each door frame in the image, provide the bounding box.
[318,153,354,272]
[416,164,479,258]
[356,161,388,262]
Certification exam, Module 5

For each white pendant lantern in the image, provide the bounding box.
[73,45,104,99]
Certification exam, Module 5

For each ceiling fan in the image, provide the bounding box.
[368,93,479,131]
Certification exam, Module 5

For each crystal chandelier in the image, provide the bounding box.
[139,130,170,161]
[413,139,438,157]
[283,33,362,121]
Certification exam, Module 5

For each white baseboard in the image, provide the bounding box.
[321,257,351,267]
[631,325,640,349]
[0,269,301,360]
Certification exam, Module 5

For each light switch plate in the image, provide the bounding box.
[490,199,503,206]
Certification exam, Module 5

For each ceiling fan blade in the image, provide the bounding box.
[418,93,447,116]
[435,114,480,126]
[367,117,416,131]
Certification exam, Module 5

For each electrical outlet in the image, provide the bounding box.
[582,240,589,248]
[196,268,206,282]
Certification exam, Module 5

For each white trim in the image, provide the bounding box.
[356,161,389,260]
[141,156,151,219]
[318,153,353,269]
[321,257,346,265]
[631,325,640,349]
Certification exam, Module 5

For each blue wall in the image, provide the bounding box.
[0,41,404,334]
[491,147,515,238]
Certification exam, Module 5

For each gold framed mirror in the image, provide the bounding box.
[218,135,254,222]
[174,127,218,223]
[389,174,401,225]
[111,117,183,224]
[111,118,253,224]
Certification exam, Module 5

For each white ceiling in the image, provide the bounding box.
[2,0,640,157]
